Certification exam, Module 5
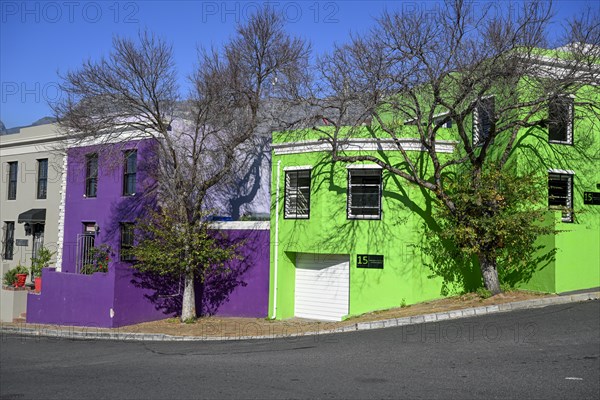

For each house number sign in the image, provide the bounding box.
[357,254,384,269]
[583,192,600,205]
[15,239,28,246]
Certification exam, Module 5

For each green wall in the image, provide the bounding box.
[269,149,456,320]
[269,86,600,320]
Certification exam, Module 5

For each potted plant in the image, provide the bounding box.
[2,268,18,288]
[31,246,55,292]
[3,265,30,288]
[81,244,111,275]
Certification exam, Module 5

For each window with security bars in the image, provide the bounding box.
[85,154,98,198]
[548,173,573,222]
[2,221,15,260]
[7,162,17,200]
[123,150,137,196]
[120,223,135,261]
[473,97,495,146]
[37,159,48,199]
[285,170,311,218]
[548,96,574,144]
[348,169,382,219]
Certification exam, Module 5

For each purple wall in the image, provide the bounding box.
[198,228,270,318]
[62,139,157,273]
[27,228,270,327]
[27,267,115,327]
[28,139,270,327]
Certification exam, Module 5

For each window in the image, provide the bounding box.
[2,222,15,260]
[85,154,98,198]
[285,169,311,218]
[120,223,135,261]
[548,172,573,222]
[37,159,48,199]
[548,96,574,144]
[473,97,495,146]
[348,169,382,219]
[7,162,17,200]
[123,150,137,196]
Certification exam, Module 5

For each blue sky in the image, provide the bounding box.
[1,0,597,129]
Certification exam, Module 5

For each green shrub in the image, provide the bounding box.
[476,287,492,299]
[2,264,29,286]
[31,246,56,278]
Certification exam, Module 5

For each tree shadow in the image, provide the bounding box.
[195,231,254,316]
[129,270,182,316]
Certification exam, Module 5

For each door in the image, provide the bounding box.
[76,223,97,273]
[294,253,349,321]
[31,224,45,282]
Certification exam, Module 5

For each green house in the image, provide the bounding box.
[268,56,600,322]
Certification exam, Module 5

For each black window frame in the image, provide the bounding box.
[37,158,48,199]
[548,172,573,223]
[347,168,383,220]
[7,161,17,200]
[284,169,311,219]
[120,223,135,261]
[2,221,15,260]
[85,153,98,198]
[548,95,574,145]
[473,96,495,146]
[123,150,137,196]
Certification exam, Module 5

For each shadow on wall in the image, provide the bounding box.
[129,271,182,317]
[206,134,271,220]
[195,231,254,316]
[128,230,256,318]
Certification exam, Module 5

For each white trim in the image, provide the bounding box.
[272,160,282,319]
[55,155,68,272]
[346,164,383,169]
[210,221,269,230]
[272,138,457,155]
[404,111,450,125]
[548,169,575,175]
[283,165,313,171]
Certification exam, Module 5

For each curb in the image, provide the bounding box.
[2,292,598,342]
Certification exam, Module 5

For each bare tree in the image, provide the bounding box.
[53,8,309,321]
[293,0,600,294]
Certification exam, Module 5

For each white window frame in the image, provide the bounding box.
[347,168,382,220]
[284,168,311,219]
[473,96,495,146]
[548,171,574,223]
[548,95,574,145]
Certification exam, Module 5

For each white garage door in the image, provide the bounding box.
[295,253,349,321]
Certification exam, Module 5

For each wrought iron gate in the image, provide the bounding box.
[76,233,95,274]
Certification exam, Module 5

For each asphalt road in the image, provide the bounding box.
[1,301,599,400]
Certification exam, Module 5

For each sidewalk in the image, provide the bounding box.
[1,290,598,342]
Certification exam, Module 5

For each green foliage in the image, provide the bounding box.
[130,209,243,282]
[2,269,17,287]
[3,264,29,286]
[400,298,407,308]
[82,244,111,274]
[476,287,492,299]
[31,246,56,278]
[422,163,557,292]
[500,282,514,293]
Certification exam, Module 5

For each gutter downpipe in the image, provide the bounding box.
[271,160,282,319]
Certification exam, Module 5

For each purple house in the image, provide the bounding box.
[27,138,270,327]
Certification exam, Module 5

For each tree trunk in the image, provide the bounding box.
[181,271,196,322]
[478,252,502,295]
